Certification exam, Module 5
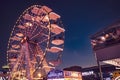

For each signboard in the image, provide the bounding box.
[64,71,82,80]
[47,69,64,80]
[95,44,120,61]
[82,71,94,76]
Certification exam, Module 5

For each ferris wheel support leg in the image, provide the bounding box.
[23,42,32,80]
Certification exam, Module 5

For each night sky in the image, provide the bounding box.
[0,0,120,70]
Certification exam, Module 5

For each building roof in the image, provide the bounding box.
[82,64,116,72]
[63,66,82,72]
[91,20,120,39]
[63,64,116,73]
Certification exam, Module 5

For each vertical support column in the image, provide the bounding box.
[97,60,103,80]
[94,52,103,80]
[23,42,32,80]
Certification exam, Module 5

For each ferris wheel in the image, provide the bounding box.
[7,5,65,80]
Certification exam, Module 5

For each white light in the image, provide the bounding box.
[82,71,94,76]
[38,73,42,77]
[101,36,106,41]
[25,22,33,27]
[42,15,49,22]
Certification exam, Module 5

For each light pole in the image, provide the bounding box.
[94,52,103,80]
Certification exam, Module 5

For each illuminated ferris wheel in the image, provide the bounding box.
[7,5,65,80]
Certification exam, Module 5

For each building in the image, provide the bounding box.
[63,64,120,80]
[82,64,118,80]
[63,66,82,80]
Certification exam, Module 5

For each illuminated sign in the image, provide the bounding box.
[64,71,82,80]
[82,71,94,76]
[47,69,64,79]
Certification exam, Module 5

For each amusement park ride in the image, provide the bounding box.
[6,5,65,80]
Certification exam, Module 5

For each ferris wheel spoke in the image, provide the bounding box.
[35,44,50,72]
[11,51,24,72]
[28,44,38,64]
[28,44,35,55]
[16,23,32,36]
[36,44,47,65]
[30,28,44,40]
[25,22,35,37]
[30,25,38,37]
[37,38,48,44]
[36,44,44,60]
[37,34,57,44]
[27,26,35,37]
[31,33,49,42]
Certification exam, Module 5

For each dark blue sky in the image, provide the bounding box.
[0,0,120,70]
